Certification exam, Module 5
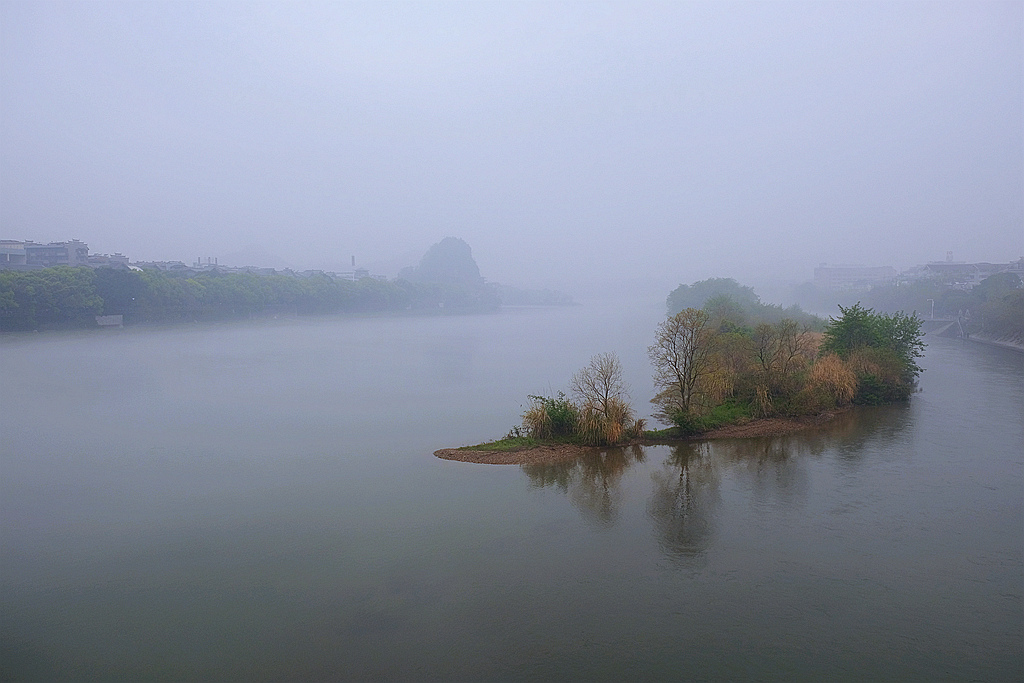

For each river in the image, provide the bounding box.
[1,300,1021,681]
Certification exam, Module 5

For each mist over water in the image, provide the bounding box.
[2,2,1021,287]
[3,3,1021,678]
[1,303,1020,681]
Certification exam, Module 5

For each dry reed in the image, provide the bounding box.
[807,353,857,405]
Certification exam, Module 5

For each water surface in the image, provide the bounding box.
[1,304,1021,681]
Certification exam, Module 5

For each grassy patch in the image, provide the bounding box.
[703,399,752,427]
[643,399,753,439]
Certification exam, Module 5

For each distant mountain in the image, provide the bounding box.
[398,237,483,287]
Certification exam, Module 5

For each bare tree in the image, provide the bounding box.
[571,352,628,417]
[648,308,718,422]
[753,318,817,410]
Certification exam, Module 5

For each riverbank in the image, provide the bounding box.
[435,408,851,465]
[966,332,1024,353]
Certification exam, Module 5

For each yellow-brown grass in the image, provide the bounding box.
[522,404,552,439]
[754,383,773,417]
[576,397,642,446]
[807,353,858,406]
[846,347,904,386]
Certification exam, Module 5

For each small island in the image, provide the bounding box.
[437,284,926,465]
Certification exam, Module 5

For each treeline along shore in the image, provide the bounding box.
[438,278,931,464]
[0,265,503,331]
[0,238,577,332]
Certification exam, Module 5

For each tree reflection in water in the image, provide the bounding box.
[647,442,720,567]
[519,407,913,564]
[521,445,645,527]
[715,436,812,507]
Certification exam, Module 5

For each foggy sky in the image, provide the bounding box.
[2,1,1021,290]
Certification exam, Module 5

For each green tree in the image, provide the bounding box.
[0,267,102,330]
[667,278,759,316]
[821,304,924,381]
[874,310,926,382]
[820,303,925,403]
[819,303,879,354]
[979,289,1024,339]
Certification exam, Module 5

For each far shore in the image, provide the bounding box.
[434,408,852,465]
[965,333,1024,353]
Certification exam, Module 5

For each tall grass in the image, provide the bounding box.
[806,353,857,406]
[845,347,912,403]
[524,394,643,446]
[522,393,578,439]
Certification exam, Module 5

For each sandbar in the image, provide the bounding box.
[435,409,850,465]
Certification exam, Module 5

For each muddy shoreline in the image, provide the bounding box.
[434,408,851,465]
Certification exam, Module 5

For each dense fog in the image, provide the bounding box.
[2,2,1021,293]
[3,6,1023,679]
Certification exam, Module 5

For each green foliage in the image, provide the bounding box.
[522,370,644,447]
[670,411,708,436]
[523,393,580,439]
[668,277,823,331]
[819,302,879,353]
[643,293,926,437]
[670,399,751,436]
[873,310,926,381]
[0,266,103,330]
[820,303,924,383]
[973,272,1021,302]
[667,278,759,316]
[970,274,1024,340]
[0,263,501,332]
[847,347,914,404]
[794,271,1022,338]
[979,289,1024,339]
[703,294,751,331]
[703,399,752,428]
[93,267,147,317]
[816,303,923,406]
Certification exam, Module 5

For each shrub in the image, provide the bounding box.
[670,399,750,436]
[576,396,645,446]
[523,392,643,446]
[671,410,709,436]
[577,404,617,446]
[522,393,579,439]
[846,347,912,403]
